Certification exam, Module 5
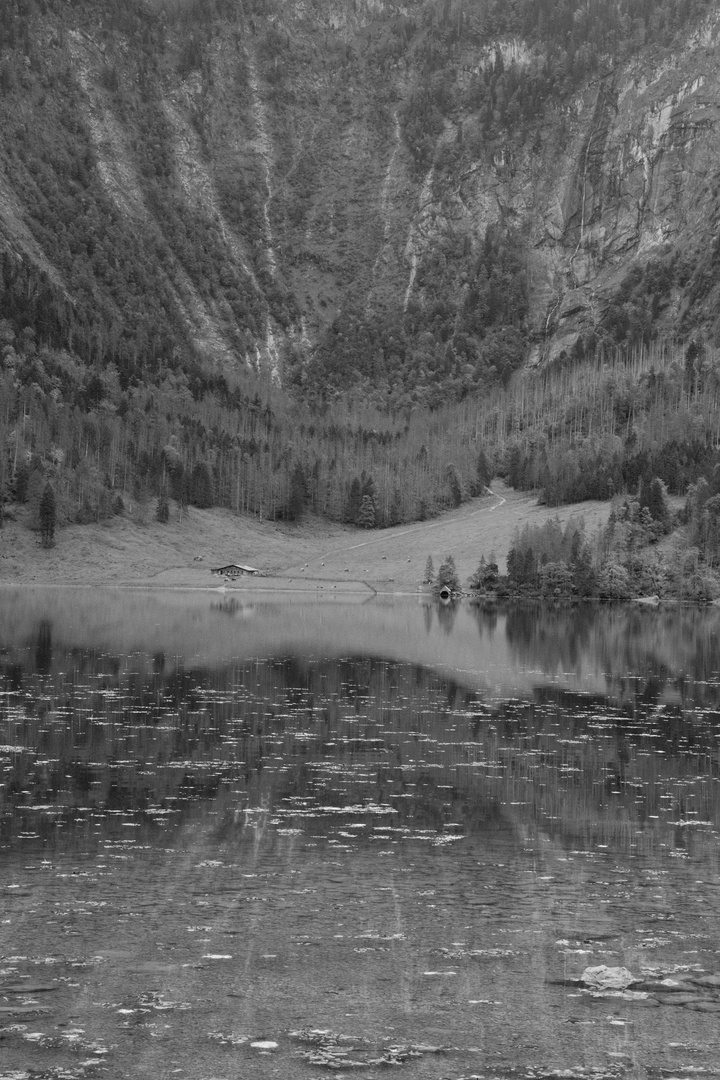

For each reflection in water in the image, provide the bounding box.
[35,619,53,675]
[1,594,720,1079]
[436,598,458,635]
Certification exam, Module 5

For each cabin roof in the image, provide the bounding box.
[211,563,260,574]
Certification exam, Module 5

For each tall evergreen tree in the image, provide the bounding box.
[190,461,214,509]
[476,448,492,490]
[156,492,170,523]
[286,462,307,521]
[357,493,376,529]
[39,482,56,548]
[345,477,362,524]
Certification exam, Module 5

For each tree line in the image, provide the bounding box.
[431,477,720,603]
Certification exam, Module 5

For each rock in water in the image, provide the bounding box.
[581,965,635,990]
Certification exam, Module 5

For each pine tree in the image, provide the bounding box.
[424,555,435,584]
[156,492,170,523]
[286,462,307,521]
[345,477,362,523]
[646,477,669,528]
[190,461,214,508]
[476,448,492,490]
[39,482,56,548]
[445,464,462,507]
[357,494,376,529]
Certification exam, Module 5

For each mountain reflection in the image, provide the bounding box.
[2,595,720,861]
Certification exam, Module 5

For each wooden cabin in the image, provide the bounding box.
[210,563,260,578]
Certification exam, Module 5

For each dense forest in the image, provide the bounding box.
[2,0,720,563]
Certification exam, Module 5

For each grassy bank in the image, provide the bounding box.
[0,483,613,593]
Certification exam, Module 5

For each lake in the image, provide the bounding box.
[1,587,720,1080]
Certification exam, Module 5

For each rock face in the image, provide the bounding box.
[1,0,719,384]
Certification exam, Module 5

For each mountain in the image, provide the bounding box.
[1,0,720,530]
[0,0,718,396]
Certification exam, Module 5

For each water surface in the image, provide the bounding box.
[1,589,720,1080]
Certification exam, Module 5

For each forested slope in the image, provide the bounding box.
[2,0,720,537]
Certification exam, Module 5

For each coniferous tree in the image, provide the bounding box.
[357,493,376,529]
[445,464,462,507]
[39,482,56,548]
[645,477,670,528]
[286,462,307,521]
[156,492,170,523]
[190,461,214,509]
[14,463,29,504]
[345,477,362,524]
[507,546,521,586]
[476,448,492,490]
[424,555,435,584]
[572,543,597,597]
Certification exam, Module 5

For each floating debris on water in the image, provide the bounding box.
[208,1030,248,1047]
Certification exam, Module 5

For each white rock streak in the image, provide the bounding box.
[367,110,402,302]
[403,160,436,311]
[246,52,277,276]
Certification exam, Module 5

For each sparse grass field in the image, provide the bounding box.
[0,482,613,593]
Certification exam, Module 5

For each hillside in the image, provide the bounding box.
[1,0,719,391]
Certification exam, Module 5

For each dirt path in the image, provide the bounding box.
[0,482,611,592]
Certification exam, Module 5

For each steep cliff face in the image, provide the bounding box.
[526,10,720,360]
[0,0,719,399]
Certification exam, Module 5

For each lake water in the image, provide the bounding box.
[2,588,720,1080]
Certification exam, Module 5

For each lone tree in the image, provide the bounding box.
[424,555,435,584]
[357,493,376,529]
[39,482,56,548]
